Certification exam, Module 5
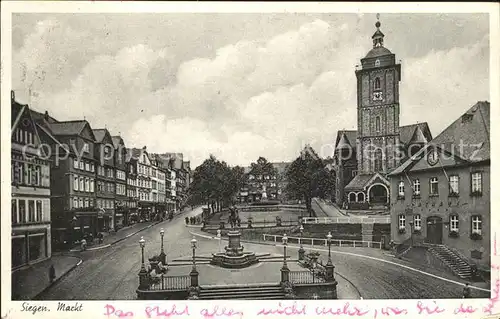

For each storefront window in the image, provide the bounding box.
[29,234,46,261]
[12,237,27,268]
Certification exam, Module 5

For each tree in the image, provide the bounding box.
[249,157,276,178]
[188,155,244,211]
[285,146,335,216]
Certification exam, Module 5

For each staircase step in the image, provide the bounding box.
[200,293,285,300]
[201,288,283,295]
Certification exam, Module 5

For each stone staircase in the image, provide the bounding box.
[428,245,473,279]
[198,283,286,300]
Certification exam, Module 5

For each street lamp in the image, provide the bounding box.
[325,232,335,282]
[298,225,305,261]
[326,232,332,261]
[191,237,197,270]
[189,236,199,287]
[282,234,288,267]
[159,228,166,265]
[139,236,146,271]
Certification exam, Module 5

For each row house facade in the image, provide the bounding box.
[389,101,490,271]
[11,93,52,269]
[93,129,116,231]
[112,136,128,227]
[125,151,139,224]
[30,107,100,250]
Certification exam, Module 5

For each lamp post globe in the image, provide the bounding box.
[282,234,288,266]
[139,236,146,269]
[327,232,332,260]
[159,228,166,265]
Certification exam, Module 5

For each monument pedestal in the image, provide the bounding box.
[211,230,259,269]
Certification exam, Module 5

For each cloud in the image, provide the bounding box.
[13,16,489,167]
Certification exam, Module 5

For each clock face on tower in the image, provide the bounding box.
[373,91,383,101]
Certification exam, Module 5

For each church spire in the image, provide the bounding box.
[372,13,385,48]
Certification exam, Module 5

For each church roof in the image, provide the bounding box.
[334,130,357,150]
[399,123,432,145]
[364,46,393,59]
[344,173,374,191]
[408,125,428,144]
[336,132,352,150]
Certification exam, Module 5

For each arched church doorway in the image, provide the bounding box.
[369,184,388,204]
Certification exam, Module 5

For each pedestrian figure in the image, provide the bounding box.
[97,232,104,244]
[185,216,189,224]
[81,238,87,251]
[463,283,471,298]
[49,264,56,283]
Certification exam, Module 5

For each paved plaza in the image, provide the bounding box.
[31,207,490,300]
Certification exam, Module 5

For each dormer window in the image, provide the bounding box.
[375,59,380,67]
[374,77,381,90]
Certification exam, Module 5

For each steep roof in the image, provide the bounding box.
[111,136,123,149]
[11,100,25,129]
[399,123,432,145]
[48,121,88,136]
[431,101,490,162]
[336,132,352,150]
[334,130,357,150]
[389,101,490,175]
[92,129,107,143]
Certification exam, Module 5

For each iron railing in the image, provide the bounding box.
[149,275,190,291]
[289,270,324,284]
[263,234,382,249]
[301,216,390,224]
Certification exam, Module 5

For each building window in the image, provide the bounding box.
[83,143,89,153]
[375,59,380,67]
[80,177,84,191]
[12,199,17,224]
[471,172,482,195]
[36,200,42,221]
[90,163,95,172]
[413,179,420,196]
[73,158,79,169]
[413,215,421,231]
[374,77,381,90]
[18,200,26,223]
[84,198,89,208]
[471,215,482,235]
[28,200,35,222]
[85,178,90,192]
[398,214,406,230]
[375,116,381,132]
[85,162,90,171]
[398,181,405,197]
[449,175,459,195]
[429,177,439,195]
[90,179,94,192]
[348,193,356,202]
[79,198,84,208]
[74,176,79,191]
[450,215,459,232]
[70,138,76,145]
[73,198,78,209]
[374,149,383,171]
[79,161,84,170]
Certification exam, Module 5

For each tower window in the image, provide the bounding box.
[374,77,381,90]
[374,149,383,171]
[375,116,381,132]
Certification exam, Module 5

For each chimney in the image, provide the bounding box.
[44,111,49,121]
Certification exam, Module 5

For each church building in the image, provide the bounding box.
[333,19,433,211]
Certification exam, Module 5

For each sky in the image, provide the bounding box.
[11,13,490,168]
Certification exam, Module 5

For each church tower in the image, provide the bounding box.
[355,17,401,175]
